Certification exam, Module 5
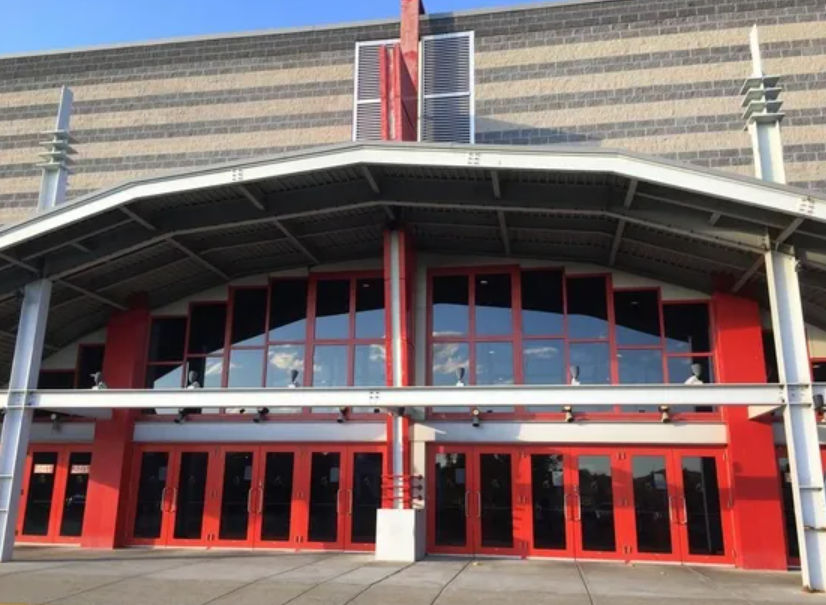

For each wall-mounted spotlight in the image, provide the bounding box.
[563,405,574,423]
[50,412,62,432]
[455,367,466,387]
[186,371,201,389]
[337,407,348,423]
[659,405,672,423]
[288,369,300,388]
[253,407,269,423]
[174,408,192,424]
[471,407,481,428]
[90,371,107,390]
[814,394,825,420]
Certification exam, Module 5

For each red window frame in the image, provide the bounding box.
[426,266,720,422]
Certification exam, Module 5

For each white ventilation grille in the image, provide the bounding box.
[420,32,475,144]
[353,40,398,141]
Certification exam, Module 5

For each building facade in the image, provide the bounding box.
[2,0,826,587]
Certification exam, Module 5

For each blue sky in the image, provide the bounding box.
[0,0,546,55]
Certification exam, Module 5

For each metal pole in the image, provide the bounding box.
[389,230,405,509]
[766,250,826,591]
[0,86,72,562]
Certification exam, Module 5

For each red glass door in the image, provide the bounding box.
[523,447,575,558]
[211,446,260,547]
[568,448,628,560]
[671,449,734,564]
[300,447,347,550]
[250,446,299,549]
[127,445,216,547]
[342,446,384,551]
[18,445,91,544]
[427,445,519,556]
[626,448,681,562]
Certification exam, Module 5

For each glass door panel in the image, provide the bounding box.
[132,451,170,541]
[22,452,58,537]
[431,451,470,551]
[348,452,382,547]
[306,451,342,546]
[475,452,515,552]
[674,452,732,563]
[529,453,569,552]
[575,455,618,555]
[59,452,91,538]
[631,455,675,557]
[258,451,295,544]
[218,451,255,542]
[171,451,209,542]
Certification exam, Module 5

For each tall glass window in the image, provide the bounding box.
[186,303,227,388]
[227,289,267,388]
[614,290,665,412]
[664,302,715,412]
[145,317,187,389]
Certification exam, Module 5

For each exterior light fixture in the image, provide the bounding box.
[563,405,574,423]
[337,407,348,423]
[90,371,107,390]
[659,405,672,423]
[455,367,466,387]
[186,371,201,389]
[471,407,481,427]
[288,369,300,388]
[50,412,62,432]
[814,394,825,420]
[174,408,191,424]
[253,407,269,423]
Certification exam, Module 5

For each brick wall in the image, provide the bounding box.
[1,0,824,224]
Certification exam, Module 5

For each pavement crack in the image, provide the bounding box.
[685,565,753,605]
[340,561,416,605]
[275,555,378,605]
[575,561,596,605]
[430,559,472,605]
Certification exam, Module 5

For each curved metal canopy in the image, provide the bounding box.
[0,141,824,380]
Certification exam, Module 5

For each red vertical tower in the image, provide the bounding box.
[712,292,787,569]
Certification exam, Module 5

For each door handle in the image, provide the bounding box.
[169,487,178,513]
[464,491,470,518]
[668,496,675,524]
[336,489,342,515]
[258,485,265,515]
[246,488,254,514]
[679,496,688,526]
[348,489,354,516]
[160,487,169,512]
[573,493,581,521]
[563,493,570,520]
[476,491,482,518]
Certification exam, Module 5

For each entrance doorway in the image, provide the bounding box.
[18,445,93,544]
[126,444,384,551]
[427,444,734,564]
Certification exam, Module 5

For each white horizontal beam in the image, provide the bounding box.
[6,383,787,411]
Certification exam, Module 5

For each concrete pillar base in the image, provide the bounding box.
[375,508,425,562]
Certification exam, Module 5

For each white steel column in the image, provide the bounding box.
[388,230,405,508]
[0,86,72,562]
[766,250,826,590]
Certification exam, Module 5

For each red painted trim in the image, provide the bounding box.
[399,0,420,140]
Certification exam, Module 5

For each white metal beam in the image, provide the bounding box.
[623,179,637,208]
[766,249,826,591]
[237,185,266,211]
[388,230,405,509]
[12,383,785,411]
[361,165,380,194]
[608,220,625,266]
[491,170,502,200]
[271,220,320,265]
[166,238,229,281]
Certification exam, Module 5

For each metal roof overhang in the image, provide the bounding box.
[0,141,825,380]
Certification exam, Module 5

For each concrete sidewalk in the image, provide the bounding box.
[0,546,817,605]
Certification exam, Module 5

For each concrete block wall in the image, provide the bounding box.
[0,0,824,225]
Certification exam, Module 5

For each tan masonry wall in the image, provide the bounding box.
[1,0,825,225]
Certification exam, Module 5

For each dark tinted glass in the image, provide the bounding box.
[77,345,106,389]
[22,452,58,536]
[59,452,91,537]
[531,454,566,550]
[478,453,513,548]
[475,273,512,336]
[188,304,227,355]
[432,275,469,337]
[633,456,673,554]
[567,277,608,339]
[682,456,725,556]
[614,291,661,346]
[355,278,385,338]
[132,452,169,539]
[764,330,779,382]
[230,289,267,347]
[664,303,711,353]
[269,279,308,341]
[261,452,294,542]
[315,280,350,340]
[308,452,341,543]
[148,318,186,362]
[38,371,75,389]
[522,270,564,336]
[219,452,253,540]
[812,361,826,382]
[779,457,799,559]
[350,452,383,544]
[434,453,467,546]
[146,364,183,389]
[173,452,209,540]
[618,349,664,384]
[579,456,617,552]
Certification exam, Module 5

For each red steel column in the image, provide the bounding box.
[81,298,151,548]
[712,291,787,569]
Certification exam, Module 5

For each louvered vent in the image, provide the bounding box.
[420,32,474,143]
[353,40,397,141]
